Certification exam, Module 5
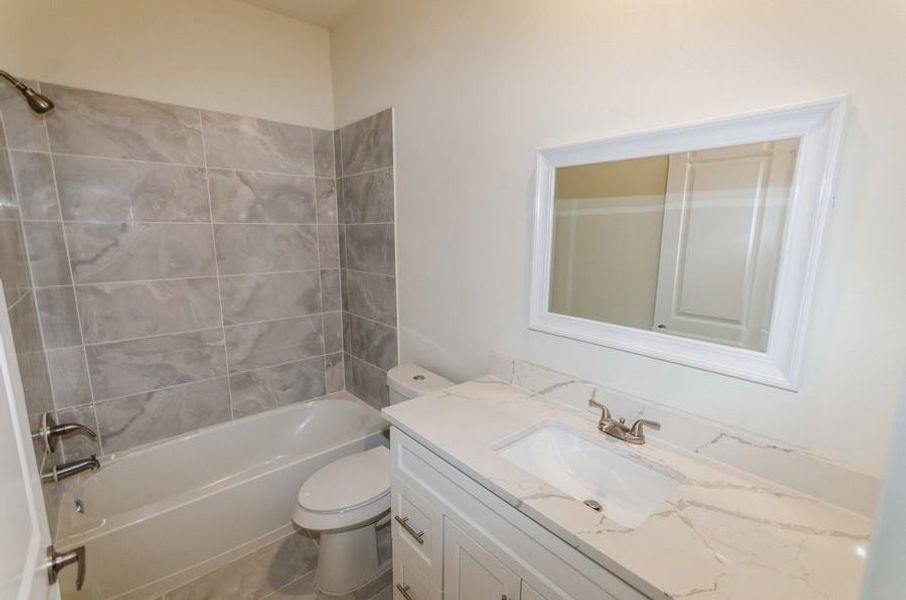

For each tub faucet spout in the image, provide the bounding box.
[33,412,97,453]
[42,455,100,483]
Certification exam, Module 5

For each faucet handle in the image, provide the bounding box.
[588,398,610,420]
[629,418,661,440]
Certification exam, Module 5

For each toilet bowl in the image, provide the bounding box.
[292,363,453,596]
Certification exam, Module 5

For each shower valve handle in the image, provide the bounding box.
[47,544,86,591]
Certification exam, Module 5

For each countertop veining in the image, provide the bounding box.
[382,377,871,600]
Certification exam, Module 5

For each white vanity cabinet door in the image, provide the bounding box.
[443,517,521,600]
[393,553,442,600]
[391,478,444,585]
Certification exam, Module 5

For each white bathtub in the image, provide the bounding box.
[56,393,388,600]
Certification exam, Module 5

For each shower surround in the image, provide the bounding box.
[0,81,398,464]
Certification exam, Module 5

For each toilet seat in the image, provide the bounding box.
[293,446,390,531]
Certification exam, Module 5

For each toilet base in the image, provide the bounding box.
[315,523,390,596]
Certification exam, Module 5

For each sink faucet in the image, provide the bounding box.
[41,455,101,483]
[588,399,661,445]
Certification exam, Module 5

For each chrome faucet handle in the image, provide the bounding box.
[629,418,661,441]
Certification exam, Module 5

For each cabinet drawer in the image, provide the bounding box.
[393,552,442,600]
[391,479,444,584]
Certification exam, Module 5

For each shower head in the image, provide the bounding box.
[0,69,55,114]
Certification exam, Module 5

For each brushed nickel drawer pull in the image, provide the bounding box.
[394,515,425,544]
[396,583,415,600]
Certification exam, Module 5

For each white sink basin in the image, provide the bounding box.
[495,423,684,528]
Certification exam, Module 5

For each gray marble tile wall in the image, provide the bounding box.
[0,81,60,533]
[0,82,355,459]
[336,110,399,409]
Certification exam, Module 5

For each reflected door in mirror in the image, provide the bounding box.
[550,138,798,352]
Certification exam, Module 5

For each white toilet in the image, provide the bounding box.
[293,363,452,596]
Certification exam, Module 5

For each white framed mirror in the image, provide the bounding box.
[530,98,846,390]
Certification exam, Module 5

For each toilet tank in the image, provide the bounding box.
[387,363,453,404]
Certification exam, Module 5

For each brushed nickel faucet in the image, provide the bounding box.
[41,455,100,483]
[33,412,101,482]
[588,399,661,445]
[33,412,97,453]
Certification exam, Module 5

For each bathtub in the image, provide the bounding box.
[55,393,388,600]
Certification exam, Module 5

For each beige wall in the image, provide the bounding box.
[550,157,667,328]
[0,0,334,128]
[331,0,906,476]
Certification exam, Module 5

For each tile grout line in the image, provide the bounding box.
[310,127,334,397]
[91,353,333,407]
[341,267,396,280]
[30,268,331,290]
[40,107,105,456]
[389,108,401,369]
[339,164,394,179]
[345,310,397,331]
[23,147,330,179]
[1,111,58,406]
[76,310,337,348]
[0,89,57,473]
[24,218,345,226]
[0,108,58,469]
[45,136,105,457]
[91,374,229,408]
[5,290,30,313]
[198,108,234,421]
[336,128,348,392]
[345,349,391,376]
[339,163,393,178]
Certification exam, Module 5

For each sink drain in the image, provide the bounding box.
[584,499,602,512]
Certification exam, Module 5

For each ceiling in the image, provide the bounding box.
[240,0,363,29]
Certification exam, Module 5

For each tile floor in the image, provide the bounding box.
[160,524,392,599]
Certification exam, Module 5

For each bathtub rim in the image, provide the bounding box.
[96,391,381,465]
[55,393,388,550]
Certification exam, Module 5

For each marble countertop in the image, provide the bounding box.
[382,377,872,600]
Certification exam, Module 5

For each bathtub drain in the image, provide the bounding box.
[75,498,84,513]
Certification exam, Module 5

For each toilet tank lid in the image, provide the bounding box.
[388,363,453,397]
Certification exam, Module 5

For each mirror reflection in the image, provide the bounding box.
[549,138,799,351]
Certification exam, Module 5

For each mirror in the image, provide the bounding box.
[530,99,846,389]
[549,139,798,351]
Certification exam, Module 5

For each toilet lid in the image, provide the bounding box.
[297,446,390,513]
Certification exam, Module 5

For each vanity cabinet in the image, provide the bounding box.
[389,428,650,600]
[443,517,521,600]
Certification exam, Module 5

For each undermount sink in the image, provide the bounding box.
[495,423,684,528]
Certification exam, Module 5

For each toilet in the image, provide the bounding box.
[293,363,453,596]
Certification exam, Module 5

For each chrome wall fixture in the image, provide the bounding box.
[0,68,54,113]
